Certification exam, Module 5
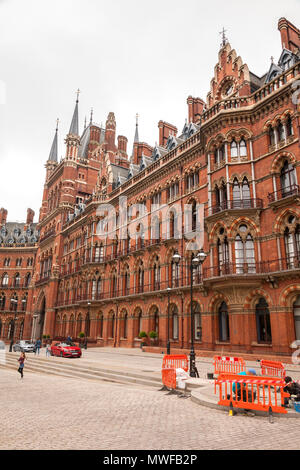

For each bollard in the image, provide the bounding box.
[268,407,274,424]
[229,402,234,417]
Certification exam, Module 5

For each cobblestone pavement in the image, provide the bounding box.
[1,366,299,450]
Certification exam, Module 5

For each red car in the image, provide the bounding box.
[50,342,82,358]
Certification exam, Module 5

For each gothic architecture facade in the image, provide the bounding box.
[1,17,300,357]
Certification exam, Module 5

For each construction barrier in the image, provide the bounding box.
[161,368,177,390]
[213,356,246,376]
[215,372,290,414]
[162,355,189,372]
[161,355,189,390]
[261,360,286,379]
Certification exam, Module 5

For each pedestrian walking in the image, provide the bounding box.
[35,338,41,355]
[17,352,26,379]
[46,343,51,357]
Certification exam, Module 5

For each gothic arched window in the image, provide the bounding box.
[256,298,272,344]
[219,302,230,342]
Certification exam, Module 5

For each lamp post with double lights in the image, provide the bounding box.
[172,249,207,377]
[9,298,18,352]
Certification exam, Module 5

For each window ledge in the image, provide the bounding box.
[251,342,272,347]
[215,341,230,345]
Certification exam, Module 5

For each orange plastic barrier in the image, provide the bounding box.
[260,360,286,379]
[213,356,246,375]
[161,368,176,390]
[215,372,290,415]
[162,355,188,372]
[161,355,188,390]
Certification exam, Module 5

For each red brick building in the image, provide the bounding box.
[1,17,300,358]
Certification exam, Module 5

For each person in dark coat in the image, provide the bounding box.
[284,376,300,404]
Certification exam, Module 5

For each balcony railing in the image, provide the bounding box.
[204,256,300,279]
[206,198,263,217]
[268,185,300,203]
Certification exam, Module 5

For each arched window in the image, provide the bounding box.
[124,270,130,295]
[19,321,24,340]
[256,298,272,344]
[14,273,20,287]
[138,311,143,334]
[0,294,5,311]
[235,226,256,274]
[137,263,144,293]
[231,140,238,158]
[98,314,104,338]
[242,178,251,207]
[293,296,300,341]
[284,225,300,268]
[219,302,230,342]
[218,236,229,275]
[153,257,160,291]
[232,179,241,208]
[280,160,296,197]
[92,278,97,300]
[123,313,128,339]
[154,308,159,335]
[77,314,83,337]
[194,302,202,341]
[239,139,247,157]
[269,127,275,146]
[278,122,285,142]
[111,314,115,338]
[286,116,293,137]
[172,305,179,340]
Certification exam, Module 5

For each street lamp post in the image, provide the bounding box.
[9,298,18,352]
[173,249,207,378]
[166,287,171,355]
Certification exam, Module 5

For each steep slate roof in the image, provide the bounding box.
[69,98,79,135]
[48,126,58,162]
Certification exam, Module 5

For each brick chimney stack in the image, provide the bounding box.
[118,135,128,154]
[105,112,117,151]
[158,121,178,147]
[0,208,7,225]
[26,208,35,225]
[187,96,205,123]
[278,18,300,53]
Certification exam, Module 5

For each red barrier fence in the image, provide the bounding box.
[162,355,188,372]
[213,356,246,375]
[260,360,286,379]
[215,373,289,414]
[161,355,189,390]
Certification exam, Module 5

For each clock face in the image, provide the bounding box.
[224,84,234,96]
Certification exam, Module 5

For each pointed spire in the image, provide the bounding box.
[84,116,87,130]
[90,108,93,125]
[69,89,80,135]
[48,119,59,162]
[134,113,139,143]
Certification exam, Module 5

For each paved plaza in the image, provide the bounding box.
[1,348,300,450]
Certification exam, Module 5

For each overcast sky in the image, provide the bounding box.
[0,0,299,222]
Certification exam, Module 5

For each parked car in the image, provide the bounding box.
[50,342,82,358]
[13,340,36,353]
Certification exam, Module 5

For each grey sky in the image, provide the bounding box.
[0,0,299,222]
